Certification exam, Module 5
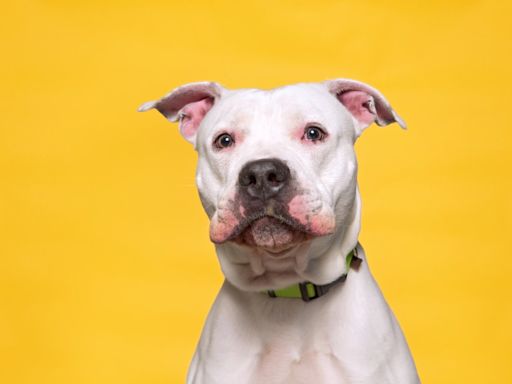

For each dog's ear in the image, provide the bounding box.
[325,79,406,138]
[138,82,224,146]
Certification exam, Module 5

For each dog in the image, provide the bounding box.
[139,79,420,384]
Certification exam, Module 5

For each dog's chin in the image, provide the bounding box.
[233,216,311,254]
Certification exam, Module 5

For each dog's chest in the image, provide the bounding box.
[249,341,348,384]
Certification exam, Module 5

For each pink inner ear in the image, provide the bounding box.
[338,91,376,126]
[179,97,214,140]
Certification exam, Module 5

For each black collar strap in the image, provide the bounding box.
[266,246,359,302]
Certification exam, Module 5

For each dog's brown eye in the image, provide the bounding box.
[303,126,327,142]
[214,133,235,149]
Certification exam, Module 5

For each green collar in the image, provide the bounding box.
[265,247,358,302]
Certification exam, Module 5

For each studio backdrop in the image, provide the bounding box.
[1,1,511,383]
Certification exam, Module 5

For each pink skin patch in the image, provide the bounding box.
[338,91,376,127]
[288,195,335,236]
[210,195,245,244]
[179,98,214,140]
[288,195,310,226]
[210,208,240,244]
[310,214,336,236]
[291,126,306,141]
[209,192,241,244]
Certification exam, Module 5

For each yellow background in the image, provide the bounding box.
[1,1,511,383]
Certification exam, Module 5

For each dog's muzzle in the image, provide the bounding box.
[229,158,311,252]
[209,158,335,247]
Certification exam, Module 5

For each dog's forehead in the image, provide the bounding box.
[206,83,342,131]
[271,82,336,105]
[223,83,336,114]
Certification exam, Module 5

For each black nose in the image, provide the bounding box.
[238,158,290,200]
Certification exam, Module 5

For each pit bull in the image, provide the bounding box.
[139,79,420,384]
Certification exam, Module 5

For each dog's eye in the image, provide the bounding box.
[214,133,235,149]
[303,126,327,142]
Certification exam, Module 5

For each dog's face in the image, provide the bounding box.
[139,80,405,290]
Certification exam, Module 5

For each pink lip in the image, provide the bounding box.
[230,216,313,252]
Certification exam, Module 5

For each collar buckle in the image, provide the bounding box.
[298,282,315,302]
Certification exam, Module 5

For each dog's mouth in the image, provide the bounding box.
[232,215,312,253]
[210,196,336,249]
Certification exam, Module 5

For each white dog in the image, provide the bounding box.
[139,79,420,384]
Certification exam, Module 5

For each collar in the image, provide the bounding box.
[265,246,358,302]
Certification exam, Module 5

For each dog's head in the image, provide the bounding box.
[139,80,405,290]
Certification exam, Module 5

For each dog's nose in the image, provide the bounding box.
[238,158,290,200]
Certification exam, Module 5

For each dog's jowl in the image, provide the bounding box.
[139,79,420,384]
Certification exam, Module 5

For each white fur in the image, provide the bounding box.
[140,80,420,383]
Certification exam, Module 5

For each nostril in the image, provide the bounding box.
[240,172,257,187]
[267,172,278,184]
